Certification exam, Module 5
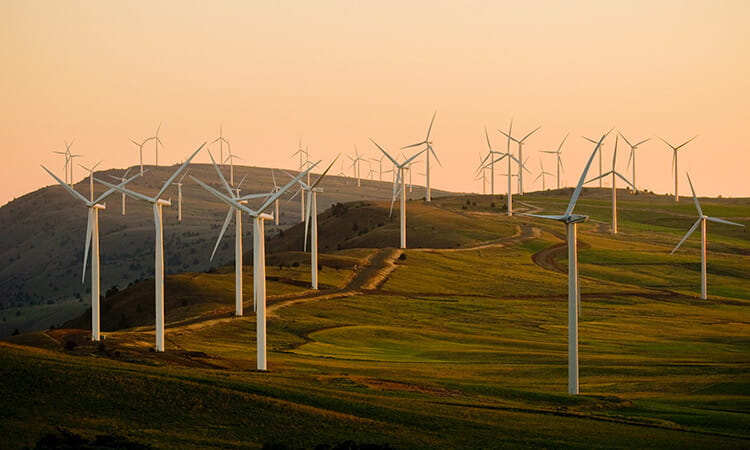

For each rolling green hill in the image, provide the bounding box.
[2,188,749,449]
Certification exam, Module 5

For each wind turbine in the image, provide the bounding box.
[671,173,745,300]
[130,138,147,175]
[658,135,697,203]
[523,131,609,395]
[618,132,650,194]
[347,146,366,188]
[41,165,141,342]
[370,139,425,249]
[475,153,491,194]
[145,123,164,167]
[486,149,520,216]
[585,136,635,235]
[192,161,318,370]
[173,169,189,223]
[582,134,608,188]
[78,160,103,201]
[109,168,132,215]
[204,152,268,317]
[371,155,385,181]
[291,140,308,220]
[498,124,541,195]
[402,111,441,202]
[53,140,75,184]
[224,150,242,187]
[535,158,554,191]
[540,134,568,190]
[96,144,205,352]
[212,124,231,169]
[292,156,339,290]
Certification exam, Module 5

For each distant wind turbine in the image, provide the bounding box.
[347,146,367,188]
[618,132,650,194]
[658,135,697,203]
[402,111,441,202]
[212,124,231,169]
[130,138,147,175]
[78,160,103,201]
[96,143,205,352]
[42,165,142,342]
[582,134,607,188]
[523,131,610,395]
[371,139,426,249]
[192,161,318,370]
[585,136,635,235]
[109,168,132,215]
[498,124,541,194]
[540,134,568,190]
[292,156,339,289]
[291,139,308,220]
[535,158,554,191]
[671,173,745,299]
[145,123,164,167]
[173,169,189,223]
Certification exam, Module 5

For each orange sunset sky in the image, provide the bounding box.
[1,0,748,205]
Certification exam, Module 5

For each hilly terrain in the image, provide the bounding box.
[2,187,749,448]
[0,163,454,337]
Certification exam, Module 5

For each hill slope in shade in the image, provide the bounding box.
[0,163,457,336]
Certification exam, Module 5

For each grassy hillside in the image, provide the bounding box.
[0,163,454,337]
[2,189,749,448]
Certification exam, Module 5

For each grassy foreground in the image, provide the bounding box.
[2,190,749,448]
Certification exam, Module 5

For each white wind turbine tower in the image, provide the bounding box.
[523,132,609,395]
[540,134,568,190]
[347,146,367,188]
[271,170,281,226]
[618,132,650,194]
[192,162,318,371]
[212,125,231,168]
[173,170,189,223]
[488,126,522,216]
[671,173,745,300]
[145,123,164,167]
[370,139,425,249]
[535,158,554,191]
[584,136,635,235]
[293,157,338,290]
[498,124,541,195]
[41,165,141,342]
[109,168,132,215]
[402,111,441,202]
[130,138,148,175]
[79,160,103,201]
[658,135,697,203]
[96,144,204,352]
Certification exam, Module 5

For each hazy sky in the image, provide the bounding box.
[2,0,748,205]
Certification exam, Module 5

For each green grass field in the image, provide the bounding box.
[2,191,749,449]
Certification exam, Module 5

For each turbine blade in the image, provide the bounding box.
[706,217,745,227]
[558,133,569,152]
[304,191,312,251]
[675,135,698,150]
[258,161,320,213]
[210,208,235,261]
[618,131,633,148]
[401,141,425,149]
[370,138,399,166]
[94,169,145,204]
[520,125,541,143]
[94,177,153,203]
[429,145,442,167]
[685,173,703,217]
[402,148,427,166]
[521,213,567,221]
[271,169,278,188]
[671,218,702,254]
[657,136,677,150]
[310,154,340,189]
[635,137,651,147]
[82,209,93,283]
[156,143,205,199]
[614,171,635,189]
[426,110,436,139]
[484,127,493,151]
[41,165,90,205]
[190,176,258,216]
[566,132,609,216]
